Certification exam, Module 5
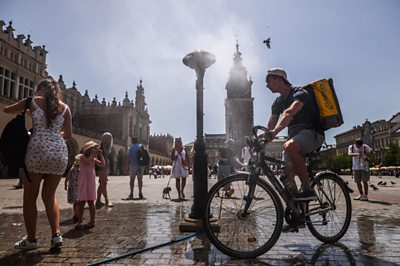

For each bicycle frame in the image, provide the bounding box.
[243,147,341,224]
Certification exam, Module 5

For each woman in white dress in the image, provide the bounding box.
[4,79,72,250]
[170,138,189,199]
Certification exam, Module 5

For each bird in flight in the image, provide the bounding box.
[263,37,271,49]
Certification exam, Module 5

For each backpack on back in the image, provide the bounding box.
[137,147,150,166]
[0,97,33,181]
[303,78,343,130]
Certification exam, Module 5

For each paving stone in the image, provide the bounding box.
[0,175,400,265]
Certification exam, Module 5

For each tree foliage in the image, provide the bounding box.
[327,155,352,172]
[382,143,400,166]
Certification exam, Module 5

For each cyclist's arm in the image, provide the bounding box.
[267,114,278,131]
[270,100,303,138]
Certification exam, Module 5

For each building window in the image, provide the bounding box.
[17,76,34,100]
[0,67,17,98]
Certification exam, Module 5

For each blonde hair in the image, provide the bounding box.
[101,132,113,154]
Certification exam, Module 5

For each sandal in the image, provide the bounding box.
[75,224,84,230]
[84,223,95,229]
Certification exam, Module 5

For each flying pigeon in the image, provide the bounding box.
[263,37,271,49]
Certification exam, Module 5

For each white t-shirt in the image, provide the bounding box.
[348,144,372,171]
[241,146,252,165]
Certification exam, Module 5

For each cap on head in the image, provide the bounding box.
[267,68,291,85]
[225,138,234,145]
[355,138,363,146]
[131,137,138,144]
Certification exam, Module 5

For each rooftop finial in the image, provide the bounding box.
[235,35,239,53]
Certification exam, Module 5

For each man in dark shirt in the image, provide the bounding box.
[265,68,325,203]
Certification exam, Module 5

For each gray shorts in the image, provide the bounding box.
[353,169,370,182]
[282,129,325,166]
[130,166,144,181]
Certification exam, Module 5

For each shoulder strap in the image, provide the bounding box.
[61,105,69,116]
[351,145,354,153]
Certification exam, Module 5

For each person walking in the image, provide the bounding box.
[75,141,105,229]
[217,138,243,196]
[348,138,373,201]
[64,155,81,223]
[241,136,252,171]
[96,132,114,208]
[127,137,145,199]
[4,79,72,250]
[170,138,189,200]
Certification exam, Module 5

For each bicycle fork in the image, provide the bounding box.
[240,174,257,217]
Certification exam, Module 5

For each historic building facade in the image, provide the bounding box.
[335,114,400,163]
[225,41,254,154]
[0,20,160,177]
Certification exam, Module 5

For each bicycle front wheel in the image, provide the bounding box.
[307,172,352,243]
[203,173,283,259]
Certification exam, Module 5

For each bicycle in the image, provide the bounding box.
[202,125,352,259]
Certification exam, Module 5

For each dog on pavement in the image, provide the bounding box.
[162,186,171,199]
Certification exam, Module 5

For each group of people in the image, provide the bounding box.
[4,66,375,250]
[127,137,190,200]
[64,132,114,230]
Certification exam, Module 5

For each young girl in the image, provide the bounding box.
[64,155,81,223]
[76,141,105,229]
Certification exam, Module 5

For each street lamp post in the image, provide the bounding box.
[181,50,215,225]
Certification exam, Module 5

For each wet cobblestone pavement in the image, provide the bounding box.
[1,175,400,265]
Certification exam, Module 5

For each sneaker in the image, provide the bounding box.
[51,233,63,249]
[127,194,133,199]
[14,237,38,250]
[282,224,298,233]
[282,220,305,233]
[106,200,114,207]
[139,193,144,199]
[360,195,368,201]
[95,200,103,209]
[293,189,317,201]
[353,195,362,200]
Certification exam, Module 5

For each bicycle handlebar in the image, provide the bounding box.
[249,125,273,152]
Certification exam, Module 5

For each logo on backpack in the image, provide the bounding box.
[0,97,33,181]
[304,78,343,130]
[137,146,150,166]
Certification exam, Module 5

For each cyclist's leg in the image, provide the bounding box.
[286,130,324,200]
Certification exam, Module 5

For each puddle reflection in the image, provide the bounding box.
[357,215,376,249]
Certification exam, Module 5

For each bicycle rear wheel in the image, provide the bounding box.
[203,173,283,259]
[307,172,352,243]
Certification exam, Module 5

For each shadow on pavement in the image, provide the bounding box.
[365,200,392,205]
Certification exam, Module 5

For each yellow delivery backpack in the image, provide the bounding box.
[304,78,343,130]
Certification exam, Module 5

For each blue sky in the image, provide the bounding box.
[1,0,399,145]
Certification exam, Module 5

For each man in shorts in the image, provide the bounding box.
[265,68,325,200]
[127,137,145,199]
[264,68,325,232]
[348,138,373,201]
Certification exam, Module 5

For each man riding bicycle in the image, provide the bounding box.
[265,68,325,203]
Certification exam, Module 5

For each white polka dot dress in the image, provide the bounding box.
[25,99,69,175]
